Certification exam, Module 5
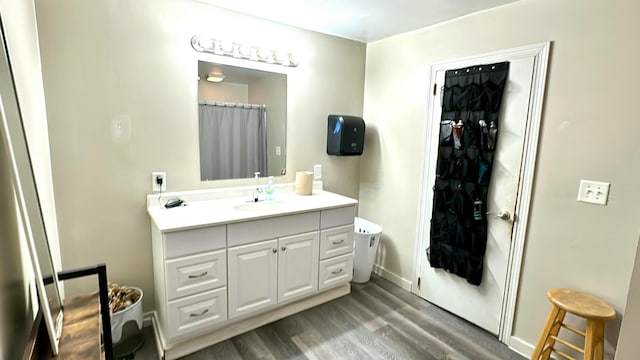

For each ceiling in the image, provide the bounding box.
[198,61,280,84]
[196,0,519,43]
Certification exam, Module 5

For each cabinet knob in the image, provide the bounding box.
[281,246,287,251]
[272,248,278,253]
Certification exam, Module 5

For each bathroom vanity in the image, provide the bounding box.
[147,182,357,359]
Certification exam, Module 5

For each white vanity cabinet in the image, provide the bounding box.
[227,212,320,319]
[148,187,357,359]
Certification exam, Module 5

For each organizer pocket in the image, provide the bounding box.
[439,120,454,145]
[463,119,481,149]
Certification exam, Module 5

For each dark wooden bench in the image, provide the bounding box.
[25,293,104,360]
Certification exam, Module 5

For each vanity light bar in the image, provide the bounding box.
[191,35,299,68]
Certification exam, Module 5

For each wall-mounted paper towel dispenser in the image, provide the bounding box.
[326,115,366,156]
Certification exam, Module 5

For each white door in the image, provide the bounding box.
[228,239,278,319]
[278,231,320,303]
[416,55,536,334]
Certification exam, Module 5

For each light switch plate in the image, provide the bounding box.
[577,180,610,205]
[313,164,322,180]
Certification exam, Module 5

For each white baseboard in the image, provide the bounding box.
[510,335,565,360]
[506,336,560,360]
[509,336,562,360]
[372,264,412,291]
[143,311,154,327]
[144,311,165,360]
[508,336,536,359]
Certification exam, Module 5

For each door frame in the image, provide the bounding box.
[411,42,551,345]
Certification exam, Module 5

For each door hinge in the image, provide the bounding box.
[417,276,421,289]
[433,84,437,96]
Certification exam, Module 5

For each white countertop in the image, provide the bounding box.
[148,186,358,232]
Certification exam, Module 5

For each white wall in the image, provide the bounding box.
[35,0,366,310]
[361,0,640,357]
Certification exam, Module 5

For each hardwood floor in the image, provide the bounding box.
[136,275,526,360]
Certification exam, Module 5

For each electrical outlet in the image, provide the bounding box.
[577,180,610,205]
[152,172,166,192]
[313,164,322,180]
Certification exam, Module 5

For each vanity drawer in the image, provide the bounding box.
[228,212,319,247]
[319,253,353,290]
[165,250,226,301]
[164,225,226,259]
[319,224,354,260]
[167,287,228,340]
[320,206,355,229]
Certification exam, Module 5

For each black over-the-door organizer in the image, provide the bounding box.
[427,62,509,286]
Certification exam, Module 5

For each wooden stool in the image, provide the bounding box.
[531,288,616,360]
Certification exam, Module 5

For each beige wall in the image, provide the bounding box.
[249,75,287,176]
[198,81,248,102]
[361,0,640,356]
[35,0,365,310]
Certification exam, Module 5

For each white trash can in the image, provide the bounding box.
[352,217,383,283]
[110,286,143,343]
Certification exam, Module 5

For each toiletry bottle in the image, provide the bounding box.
[265,176,275,201]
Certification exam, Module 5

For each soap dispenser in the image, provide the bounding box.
[265,176,275,201]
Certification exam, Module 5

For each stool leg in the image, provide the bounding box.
[531,306,566,360]
[584,319,605,360]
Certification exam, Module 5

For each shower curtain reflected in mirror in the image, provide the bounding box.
[199,102,267,181]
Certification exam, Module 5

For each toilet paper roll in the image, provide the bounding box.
[295,171,313,195]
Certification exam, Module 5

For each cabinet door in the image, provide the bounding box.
[278,232,320,303]
[228,239,278,319]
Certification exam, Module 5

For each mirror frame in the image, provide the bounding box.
[194,40,291,181]
[0,26,64,354]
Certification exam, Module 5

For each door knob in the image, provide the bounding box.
[496,210,511,221]
[487,210,512,221]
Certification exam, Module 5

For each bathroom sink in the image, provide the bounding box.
[232,201,286,212]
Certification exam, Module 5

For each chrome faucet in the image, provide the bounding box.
[252,172,262,202]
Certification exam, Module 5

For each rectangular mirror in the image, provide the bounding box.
[198,61,287,181]
[0,29,63,354]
